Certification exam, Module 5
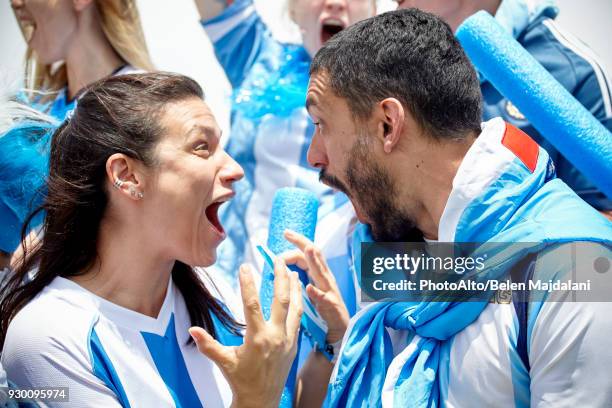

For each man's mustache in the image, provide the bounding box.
[319,169,350,195]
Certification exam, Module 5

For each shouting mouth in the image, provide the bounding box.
[320,18,346,44]
[205,195,233,237]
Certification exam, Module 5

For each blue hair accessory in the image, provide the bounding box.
[232,45,310,119]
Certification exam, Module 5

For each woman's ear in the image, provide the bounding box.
[106,153,145,201]
[378,98,405,154]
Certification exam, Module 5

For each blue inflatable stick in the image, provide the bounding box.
[259,187,319,408]
[456,11,612,199]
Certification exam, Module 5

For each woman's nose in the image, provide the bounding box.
[220,152,245,184]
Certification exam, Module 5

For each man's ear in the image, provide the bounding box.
[106,153,146,201]
[73,0,94,12]
[378,98,405,154]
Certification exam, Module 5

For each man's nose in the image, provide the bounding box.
[307,131,328,170]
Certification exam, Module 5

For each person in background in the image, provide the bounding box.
[11,0,153,118]
[395,0,612,218]
[1,0,154,269]
[193,0,376,318]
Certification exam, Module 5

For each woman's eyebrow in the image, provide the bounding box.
[184,124,217,141]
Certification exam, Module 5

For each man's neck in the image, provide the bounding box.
[396,132,477,240]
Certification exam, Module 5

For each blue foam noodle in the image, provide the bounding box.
[257,187,319,408]
[260,187,319,318]
[456,11,612,199]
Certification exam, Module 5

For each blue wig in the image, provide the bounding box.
[0,121,57,253]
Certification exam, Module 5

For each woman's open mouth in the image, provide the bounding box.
[320,18,346,44]
[205,201,225,237]
[205,192,235,237]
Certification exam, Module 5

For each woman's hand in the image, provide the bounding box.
[281,229,350,345]
[189,259,303,408]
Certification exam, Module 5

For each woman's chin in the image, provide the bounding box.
[194,244,219,268]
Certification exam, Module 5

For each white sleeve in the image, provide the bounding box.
[529,244,612,407]
[529,301,612,407]
[1,305,121,407]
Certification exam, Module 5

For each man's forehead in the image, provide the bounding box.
[306,70,331,112]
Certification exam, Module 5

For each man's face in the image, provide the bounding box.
[306,70,423,241]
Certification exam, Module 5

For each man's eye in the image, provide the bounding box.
[194,142,209,151]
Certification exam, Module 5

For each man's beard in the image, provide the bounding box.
[320,134,423,242]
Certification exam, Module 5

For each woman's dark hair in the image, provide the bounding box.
[0,72,242,348]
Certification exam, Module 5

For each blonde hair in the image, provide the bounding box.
[24,0,154,103]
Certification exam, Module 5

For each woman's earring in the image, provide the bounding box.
[129,185,144,200]
[113,179,124,189]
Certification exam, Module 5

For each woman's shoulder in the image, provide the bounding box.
[2,277,100,361]
[1,279,125,404]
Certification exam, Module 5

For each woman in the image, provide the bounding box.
[1,0,154,267]
[0,72,316,407]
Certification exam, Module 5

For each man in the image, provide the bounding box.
[395,0,612,219]
[193,0,376,315]
[305,9,612,406]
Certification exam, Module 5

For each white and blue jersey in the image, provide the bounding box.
[485,0,612,210]
[202,0,358,314]
[1,275,242,407]
[329,118,612,407]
